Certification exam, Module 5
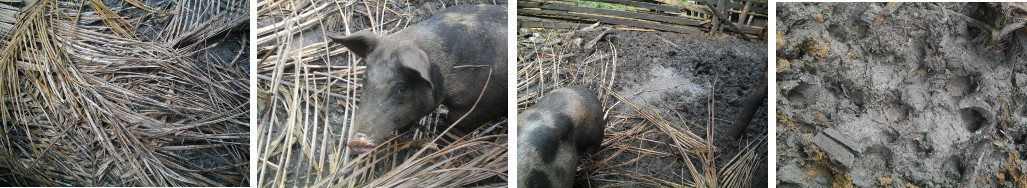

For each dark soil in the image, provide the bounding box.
[517,27,768,186]
[776,2,1027,187]
[607,30,769,188]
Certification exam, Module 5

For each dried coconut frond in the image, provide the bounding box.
[0,0,249,186]
[255,0,507,187]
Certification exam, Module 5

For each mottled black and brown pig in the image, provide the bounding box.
[517,86,605,188]
[327,5,507,154]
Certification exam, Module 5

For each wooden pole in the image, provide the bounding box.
[717,0,727,34]
[710,0,720,36]
[738,1,751,26]
[728,70,767,139]
[697,0,752,41]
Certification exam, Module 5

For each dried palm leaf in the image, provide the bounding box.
[0,0,249,186]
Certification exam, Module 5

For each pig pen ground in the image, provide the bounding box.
[776,2,1027,187]
[256,0,507,187]
[517,24,768,186]
[0,0,249,186]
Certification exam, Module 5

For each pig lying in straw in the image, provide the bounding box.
[517,86,605,188]
[327,4,508,154]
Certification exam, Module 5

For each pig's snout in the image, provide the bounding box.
[347,133,376,153]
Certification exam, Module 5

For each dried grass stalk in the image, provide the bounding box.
[1,0,249,186]
[255,0,507,187]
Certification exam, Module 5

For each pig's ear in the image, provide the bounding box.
[327,30,377,58]
[399,49,433,89]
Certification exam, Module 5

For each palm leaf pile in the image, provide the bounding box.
[517,27,767,188]
[0,0,249,186]
[255,0,506,187]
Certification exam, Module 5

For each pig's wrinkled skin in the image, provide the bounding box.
[327,4,507,154]
[517,86,605,188]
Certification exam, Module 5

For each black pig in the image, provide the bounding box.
[517,86,605,188]
[328,5,507,154]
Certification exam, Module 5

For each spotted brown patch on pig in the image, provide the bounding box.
[518,86,605,188]
[523,112,574,164]
[524,170,552,188]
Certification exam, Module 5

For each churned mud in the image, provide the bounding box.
[518,26,767,187]
[776,2,1027,187]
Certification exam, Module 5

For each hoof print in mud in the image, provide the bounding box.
[912,133,934,155]
[957,106,994,133]
[778,2,1027,187]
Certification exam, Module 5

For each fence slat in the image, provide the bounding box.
[738,1,751,25]
[592,0,682,13]
[516,0,765,37]
[518,8,704,34]
[520,1,704,26]
[517,16,593,30]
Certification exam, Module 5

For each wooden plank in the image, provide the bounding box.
[517,0,764,35]
[520,1,704,26]
[813,132,856,168]
[695,0,751,41]
[693,0,767,15]
[743,4,767,15]
[737,1,750,26]
[731,0,766,4]
[517,17,593,30]
[718,0,728,33]
[711,0,721,35]
[642,0,765,18]
[593,0,765,18]
[590,0,682,13]
[622,7,707,21]
[518,21,589,30]
[729,2,767,15]
[614,0,766,15]
[647,0,713,15]
[738,24,762,33]
[730,9,766,18]
[516,8,761,34]
[518,9,704,34]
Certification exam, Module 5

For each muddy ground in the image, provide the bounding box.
[517,27,768,186]
[256,0,506,186]
[776,2,1027,187]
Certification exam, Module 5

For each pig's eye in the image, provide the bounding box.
[393,84,407,95]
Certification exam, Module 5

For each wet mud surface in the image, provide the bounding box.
[776,2,1027,187]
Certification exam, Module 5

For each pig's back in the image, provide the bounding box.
[541,86,605,155]
[401,4,506,69]
[516,86,605,188]
[395,4,508,128]
[517,106,577,188]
